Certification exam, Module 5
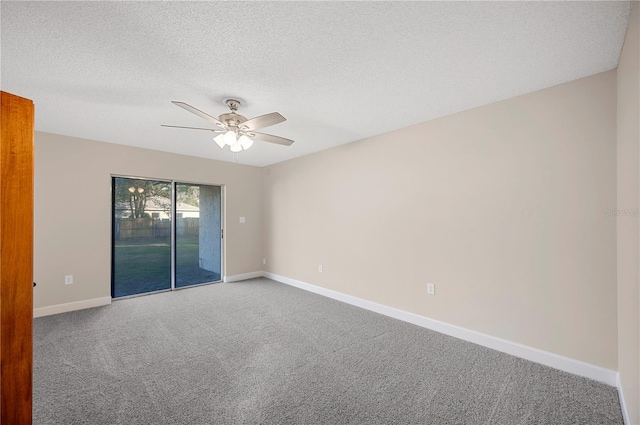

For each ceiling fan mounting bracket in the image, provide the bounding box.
[224,98,243,112]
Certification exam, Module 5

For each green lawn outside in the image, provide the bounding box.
[113,235,220,297]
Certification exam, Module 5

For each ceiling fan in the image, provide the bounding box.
[162,99,294,152]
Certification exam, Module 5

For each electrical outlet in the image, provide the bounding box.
[263,258,266,265]
[239,217,246,224]
[318,265,323,273]
[65,275,73,285]
[427,283,435,295]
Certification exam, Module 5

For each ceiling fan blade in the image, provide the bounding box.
[240,112,286,131]
[249,131,294,146]
[172,101,224,127]
[162,125,223,132]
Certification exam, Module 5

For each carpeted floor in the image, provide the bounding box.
[34,278,624,424]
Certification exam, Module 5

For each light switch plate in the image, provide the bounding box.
[239,217,246,223]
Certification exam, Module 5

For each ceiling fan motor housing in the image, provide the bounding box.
[220,98,248,129]
[218,112,247,129]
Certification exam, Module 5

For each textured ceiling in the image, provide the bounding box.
[0,1,632,167]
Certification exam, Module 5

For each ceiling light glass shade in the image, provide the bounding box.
[213,134,226,148]
[229,141,243,153]
[223,130,237,146]
[238,134,253,150]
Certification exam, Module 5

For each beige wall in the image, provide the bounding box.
[617,1,640,423]
[263,70,618,369]
[34,132,263,309]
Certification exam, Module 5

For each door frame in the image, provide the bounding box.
[1,91,34,424]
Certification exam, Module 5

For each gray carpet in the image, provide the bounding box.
[34,278,623,424]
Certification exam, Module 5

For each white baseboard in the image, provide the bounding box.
[617,373,631,425]
[263,272,618,387]
[33,296,112,318]
[224,271,263,283]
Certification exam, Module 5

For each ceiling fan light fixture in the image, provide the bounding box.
[230,141,243,153]
[223,130,237,146]
[213,134,226,149]
[238,134,253,150]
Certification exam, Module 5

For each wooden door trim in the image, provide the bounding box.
[1,91,34,424]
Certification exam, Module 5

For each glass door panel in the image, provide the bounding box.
[112,177,172,297]
[175,183,222,288]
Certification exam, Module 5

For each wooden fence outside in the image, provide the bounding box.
[115,218,199,240]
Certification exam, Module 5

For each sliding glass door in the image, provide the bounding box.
[112,177,222,298]
[175,183,222,288]
[112,178,172,297]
